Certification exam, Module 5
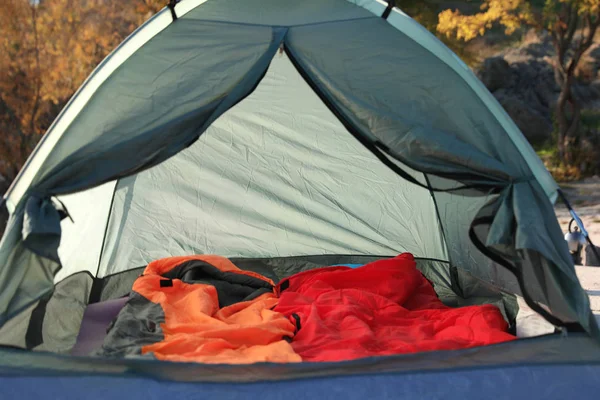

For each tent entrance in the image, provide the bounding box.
[0,50,525,356]
[63,50,451,279]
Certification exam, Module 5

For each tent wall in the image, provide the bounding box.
[281,15,595,333]
[97,53,447,277]
[433,191,521,297]
[284,19,533,181]
[0,19,287,325]
[183,0,374,25]
[4,0,558,213]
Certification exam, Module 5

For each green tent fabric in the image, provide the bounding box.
[0,0,597,358]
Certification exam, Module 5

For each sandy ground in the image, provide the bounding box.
[576,266,600,320]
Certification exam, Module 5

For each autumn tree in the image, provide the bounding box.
[438,0,600,165]
[0,0,40,180]
[0,0,165,185]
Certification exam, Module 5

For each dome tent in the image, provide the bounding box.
[1,0,599,396]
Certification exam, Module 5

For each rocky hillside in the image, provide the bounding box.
[475,30,600,146]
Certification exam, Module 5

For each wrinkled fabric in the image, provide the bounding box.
[0,205,60,327]
[22,196,63,262]
[97,53,445,277]
[274,253,515,362]
[97,255,300,364]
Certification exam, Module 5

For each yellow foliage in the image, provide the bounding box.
[437,0,533,41]
[437,0,600,42]
[545,162,583,182]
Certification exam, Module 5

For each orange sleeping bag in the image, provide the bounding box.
[97,255,300,364]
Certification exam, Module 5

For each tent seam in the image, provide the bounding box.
[423,173,451,263]
[93,180,118,282]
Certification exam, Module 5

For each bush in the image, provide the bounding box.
[538,110,600,182]
[575,110,600,176]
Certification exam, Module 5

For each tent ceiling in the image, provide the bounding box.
[94,52,447,277]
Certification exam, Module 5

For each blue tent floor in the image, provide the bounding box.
[5,363,600,400]
[3,266,600,398]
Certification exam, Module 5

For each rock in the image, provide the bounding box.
[476,53,557,144]
[495,92,553,144]
[576,44,600,83]
[508,60,559,113]
[477,29,600,145]
[573,82,600,104]
[477,57,512,92]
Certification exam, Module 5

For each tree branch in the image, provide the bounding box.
[565,5,579,50]
[28,4,41,136]
[25,4,41,162]
[552,25,569,79]
[567,11,600,76]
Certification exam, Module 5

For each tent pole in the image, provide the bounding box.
[557,188,600,265]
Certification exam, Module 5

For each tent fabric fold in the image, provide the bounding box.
[474,181,597,333]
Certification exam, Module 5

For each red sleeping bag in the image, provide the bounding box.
[274,253,515,362]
